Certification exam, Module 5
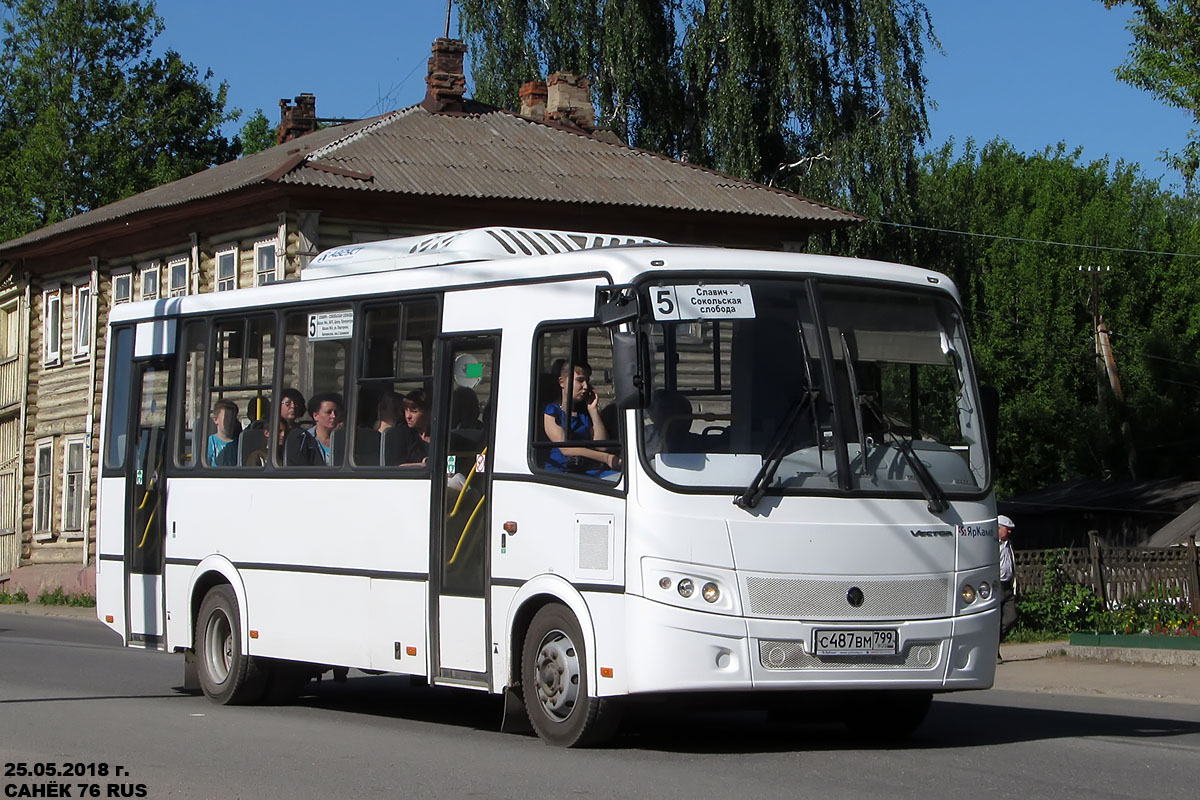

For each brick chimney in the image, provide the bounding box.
[277,93,317,144]
[519,80,548,122]
[423,38,467,113]
[546,72,595,130]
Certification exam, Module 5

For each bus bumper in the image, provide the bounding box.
[623,595,997,694]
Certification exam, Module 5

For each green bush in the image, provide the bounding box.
[1015,549,1106,635]
[0,587,29,604]
[36,587,96,607]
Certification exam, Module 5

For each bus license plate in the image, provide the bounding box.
[813,629,898,656]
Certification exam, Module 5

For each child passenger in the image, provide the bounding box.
[207,399,239,465]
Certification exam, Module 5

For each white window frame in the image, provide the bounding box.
[254,239,281,286]
[168,256,190,297]
[42,288,61,365]
[113,271,132,306]
[34,438,53,536]
[215,246,239,292]
[61,436,86,534]
[72,280,92,359]
[139,261,160,301]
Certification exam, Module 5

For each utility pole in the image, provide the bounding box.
[1079,265,1138,479]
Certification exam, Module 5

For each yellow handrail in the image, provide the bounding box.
[448,446,486,518]
[448,494,487,565]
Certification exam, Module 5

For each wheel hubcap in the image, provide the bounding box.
[204,609,233,684]
[534,628,580,722]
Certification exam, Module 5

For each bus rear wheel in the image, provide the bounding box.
[520,604,620,747]
[195,585,265,705]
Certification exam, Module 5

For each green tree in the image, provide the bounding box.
[457,0,937,221]
[897,140,1200,495]
[0,0,240,241]
[1100,0,1200,188]
[237,109,277,156]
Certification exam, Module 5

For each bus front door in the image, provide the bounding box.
[430,335,498,686]
[124,359,171,649]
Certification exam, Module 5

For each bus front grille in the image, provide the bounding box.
[758,640,943,670]
[744,575,949,619]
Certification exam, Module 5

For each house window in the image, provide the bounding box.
[34,439,52,533]
[72,282,92,358]
[113,272,132,305]
[0,302,18,359]
[168,257,189,297]
[43,288,61,365]
[140,262,159,301]
[254,240,280,286]
[216,247,238,292]
[62,437,85,532]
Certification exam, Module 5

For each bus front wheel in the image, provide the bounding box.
[195,585,265,705]
[520,604,621,747]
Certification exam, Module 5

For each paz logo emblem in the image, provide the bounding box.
[846,586,864,607]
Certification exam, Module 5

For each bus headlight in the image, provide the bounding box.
[961,584,977,605]
[977,581,992,600]
[702,582,720,603]
[677,579,695,598]
[659,576,672,590]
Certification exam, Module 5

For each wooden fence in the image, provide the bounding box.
[1014,532,1200,614]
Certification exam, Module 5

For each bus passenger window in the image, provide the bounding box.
[279,308,349,468]
[205,316,275,468]
[531,326,622,481]
[175,321,206,468]
[352,298,436,469]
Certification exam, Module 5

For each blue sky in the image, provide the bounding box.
[156,0,1193,191]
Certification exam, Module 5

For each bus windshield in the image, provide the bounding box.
[638,277,987,497]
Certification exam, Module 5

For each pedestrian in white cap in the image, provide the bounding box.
[997,515,1017,660]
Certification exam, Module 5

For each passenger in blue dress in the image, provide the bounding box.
[542,359,621,477]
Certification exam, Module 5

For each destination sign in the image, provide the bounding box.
[651,284,756,321]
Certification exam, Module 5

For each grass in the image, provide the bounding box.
[0,588,29,604]
[36,587,96,607]
[1005,627,1068,644]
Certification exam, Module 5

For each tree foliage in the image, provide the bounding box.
[1100,0,1200,189]
[237,109,276,156]
[457,0,937,208]
[894,140,1200,496]
[0,0,240,241]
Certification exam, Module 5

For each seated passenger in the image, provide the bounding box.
[207,399,239,465]
[288,392,343,466]
[399,388,431,465]
[543,359,620,475]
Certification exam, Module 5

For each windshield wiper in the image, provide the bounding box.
[734,390,816,510]
[861,395,949,515]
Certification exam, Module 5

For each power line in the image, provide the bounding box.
[871,219,1200,260]
[360,55,428,118]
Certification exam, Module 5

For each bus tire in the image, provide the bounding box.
[521,604,621,747]
[841,690,932,741]
[195,585,265,705]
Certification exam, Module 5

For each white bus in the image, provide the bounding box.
[96,227,999,746]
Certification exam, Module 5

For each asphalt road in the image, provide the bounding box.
[2,609,1198,800]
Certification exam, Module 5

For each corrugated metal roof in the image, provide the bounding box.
[0,103,859,254]
[286,106,855,221]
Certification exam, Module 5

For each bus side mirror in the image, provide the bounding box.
[979,384,999,464]
[612,331,646,409]
[596,284,639,325]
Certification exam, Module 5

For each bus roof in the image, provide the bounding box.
[108,229,960,325]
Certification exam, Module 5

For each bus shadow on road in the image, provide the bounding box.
[290,675,1200,752]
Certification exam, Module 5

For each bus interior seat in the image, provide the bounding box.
[238,428,269,466]
[355,428,382,466]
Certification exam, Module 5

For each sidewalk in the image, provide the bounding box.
[997,641,1200,705]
